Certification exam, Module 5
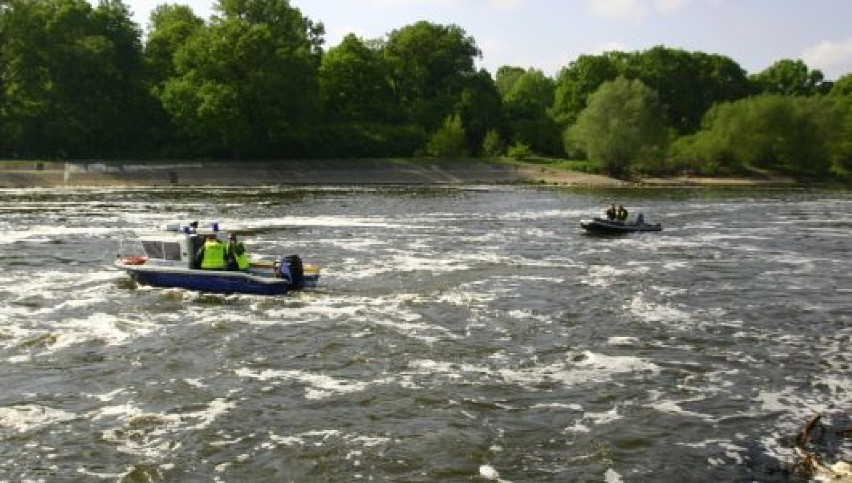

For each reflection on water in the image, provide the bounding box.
[0,185,850,481]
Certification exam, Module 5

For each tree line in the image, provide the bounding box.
[1,0,850,179]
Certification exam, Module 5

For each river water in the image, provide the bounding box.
[0,185,849,482]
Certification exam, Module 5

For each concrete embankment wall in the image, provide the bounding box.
[0,160,545,187]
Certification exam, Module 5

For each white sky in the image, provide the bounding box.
[121,0,852,80]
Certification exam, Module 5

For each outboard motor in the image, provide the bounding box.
[278,254,305,289]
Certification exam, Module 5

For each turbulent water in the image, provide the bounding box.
[0,185,849,482]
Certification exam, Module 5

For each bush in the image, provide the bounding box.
[481,129,504,157]
[426,114,468,158]
[506,141,532,159]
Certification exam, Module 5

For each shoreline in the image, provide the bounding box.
[0,159,810,188]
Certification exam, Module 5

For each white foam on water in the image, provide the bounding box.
[200,292,451,346]
[94,398,236,458]
[235,367,390,400]
[649,285,687,297]
[319,237,389,252]
[607,336,640,346]
[0,226,118,244]
[604,468,624,483]
[627,294,692,325]
[45,312,157,351]
[264,429,391,456]
[754,386,846,416]
[564,406,625,434]
[236,216,411,230]
[500,351,659,387]
[649,400,716,423]
[93,389,126,402]
[389,253,468,273]
[0,404,76,433]
[405,351,658,391]
[478,464,501,480]
[506,308,557,324]
[435,289,498,307]
[582,264,646,287]
[532,402,584,411]
[564,420,591,433]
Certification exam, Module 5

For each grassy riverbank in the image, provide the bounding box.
[0,158,817,188]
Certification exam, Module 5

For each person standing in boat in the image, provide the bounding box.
[226,233,250,271]
[616,205,629,221]
[195,233,227,270]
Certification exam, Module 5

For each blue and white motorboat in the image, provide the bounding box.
[114,222,320,295]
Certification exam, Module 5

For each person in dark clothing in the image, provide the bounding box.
[606,204,617,221]
[225,233,250,271]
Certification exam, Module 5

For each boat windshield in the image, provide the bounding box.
[142,240,182,261]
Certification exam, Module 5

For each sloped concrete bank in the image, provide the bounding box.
[0,160,629,188]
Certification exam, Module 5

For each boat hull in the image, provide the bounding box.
[115,261,319,295]
[580,218,662,234]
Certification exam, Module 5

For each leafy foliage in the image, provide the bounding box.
[0,0,149,158]
[481,129,504,157]
[0,2,847,180]
[671,94,850,177]
[426,114,467,158]
[571,77,666,177]
[319,34,395,123]
[506,141,532,160]
[751,59,828,96]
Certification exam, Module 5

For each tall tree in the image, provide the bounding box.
[751,59,827,96]
[829,73,852,98]
[383,21,480,132]
[623,46,750,133]
[159,0,324,157]
[454,69,505,155]
[144,4,204,90]
[552,53,620,126]
[571,76,666,176]
[500,68,561,155]
[0,0,149,158]
[494,66,527,98]
[319,34,395,123]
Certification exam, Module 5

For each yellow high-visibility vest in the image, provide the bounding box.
[200,240,226,269]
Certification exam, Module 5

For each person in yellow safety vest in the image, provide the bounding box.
[196,233,227,270]
[616,204,629,221]
[226,233,250,271]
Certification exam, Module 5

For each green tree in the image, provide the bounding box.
[426,113,467,158]
[672,94,846,177]
[319,34,395,122]
[0,0,150,158]
[751,59,827,96]
[623,46,750,133]
[481,129,504,157]
[495,66,526,98]
[553,48,750,134]
[383,21,480,132]
[552,53,620,126]
[571,76,666,176]
[454,69,505,155]
[144,4,204,90]
[159,0,324,157]
[829,73,852,98]
[499,68,561,155]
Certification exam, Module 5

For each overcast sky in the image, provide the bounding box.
[122,0,852,80]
